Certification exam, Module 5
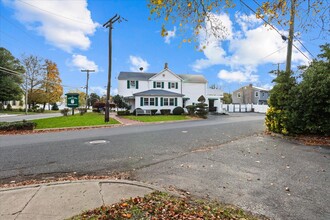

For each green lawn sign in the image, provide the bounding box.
[66,93,79,115]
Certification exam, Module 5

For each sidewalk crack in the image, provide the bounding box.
[98,183,105,206]
[13,186,42,219]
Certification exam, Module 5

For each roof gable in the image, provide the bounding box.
[149,68,183,81]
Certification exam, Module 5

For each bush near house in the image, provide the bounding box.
[151,109,158,115]
[186,105,196,115]
[160,109,171,115]
[172,106,184,115]
[0,120,36,131]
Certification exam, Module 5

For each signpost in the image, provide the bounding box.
[66,93,79,115]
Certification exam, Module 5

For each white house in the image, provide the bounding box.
[118,63,224,113]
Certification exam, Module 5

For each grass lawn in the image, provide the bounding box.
[69,191,264,220]
[32,112,120,129]
[122,115,190,122]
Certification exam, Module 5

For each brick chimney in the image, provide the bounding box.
[164,62,168,69]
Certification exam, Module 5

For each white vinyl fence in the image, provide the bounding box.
[222,104,269,113]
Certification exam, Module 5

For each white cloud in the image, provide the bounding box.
[129,55,150,72]
[9,0,98,52]
[90,87,118,96]
[90,86,106,96]
[164,26,176,44]
[218,69,258,83]
[71,54,99,72]
[192,12,310,83]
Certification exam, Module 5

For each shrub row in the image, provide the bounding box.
[0,120,36,131]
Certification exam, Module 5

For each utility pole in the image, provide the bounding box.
[273,63,284,74]
[25,71,28,115]
[81,69,95,109]
[285,0,296,73]
[103,14,126,122]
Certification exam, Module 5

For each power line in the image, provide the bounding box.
[251,0,314,59]
[17,0,98,27]
[259,46,286,61]
[239,0,311,62]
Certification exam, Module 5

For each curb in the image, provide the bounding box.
[0,179,163,193]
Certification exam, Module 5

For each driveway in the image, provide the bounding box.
[134,134,330,220]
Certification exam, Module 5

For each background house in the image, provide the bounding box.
[232,84,269,104]
[118,63,224,113]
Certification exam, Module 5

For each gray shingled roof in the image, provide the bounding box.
[118,71,207,83]
[178,74,207,83]
[133,89,184,97]
[118,72,156,80]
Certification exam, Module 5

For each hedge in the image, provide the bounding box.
[0,120,36,131]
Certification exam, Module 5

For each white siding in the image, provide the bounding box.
[118,80,149,97]
[135,96,183,113]
[182,83,207,105]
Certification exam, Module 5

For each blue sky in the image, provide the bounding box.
[0,0,327,95]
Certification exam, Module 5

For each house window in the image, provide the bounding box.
[255,91,259,97]
[170,83,176,88]
[130,81,136,88]
[164,98,169,106]
[13,100,16,105]
[150,98,155,106]
[143,98,149,106]
[156,82,162,88]
[169,98,174,106]
[163,98,175,106]
[262,92,265,97]
[237,92,241,98]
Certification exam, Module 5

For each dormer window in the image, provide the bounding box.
[156,82,162,88]
[127,80,139,89]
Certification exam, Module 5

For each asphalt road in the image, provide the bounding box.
[0,113,62,122]
[1,113,329,219]
[0,113,264,180]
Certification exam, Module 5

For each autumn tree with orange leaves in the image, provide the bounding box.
[41,60,63,110]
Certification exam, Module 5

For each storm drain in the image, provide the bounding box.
[87,140,109,145]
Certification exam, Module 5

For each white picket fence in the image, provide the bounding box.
[222,104,269,113]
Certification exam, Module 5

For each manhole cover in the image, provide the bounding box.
[88,140,109,145]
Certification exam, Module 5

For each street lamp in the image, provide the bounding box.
[103,14,126,122]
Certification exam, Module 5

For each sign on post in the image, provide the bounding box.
[66,93,79,115]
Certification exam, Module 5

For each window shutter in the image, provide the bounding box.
[176,82,178,89]
[160,97,163,106]
[162,82,164,88]
[136,81,139,89]
[175,98,178,106]
[153,81,156,88]
[168,82,171,89]
[127,80,130,89]
[155,97,158,106]
[140,97,143,106]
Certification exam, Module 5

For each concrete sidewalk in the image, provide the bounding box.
[0,180,161,220]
